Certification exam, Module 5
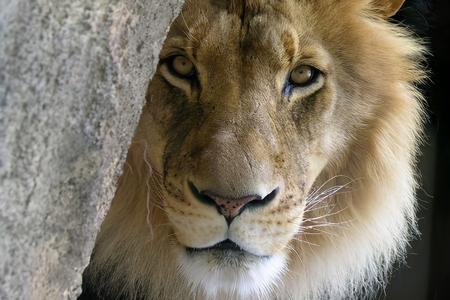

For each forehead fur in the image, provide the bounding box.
[226,0,263,15]
[172,0,373,43]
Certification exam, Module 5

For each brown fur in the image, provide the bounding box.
[83,0,426,299]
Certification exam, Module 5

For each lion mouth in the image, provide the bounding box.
[185,240,272,260]
[186,239,244,253]
[184,239,271,268]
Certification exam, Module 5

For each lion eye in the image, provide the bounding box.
[169,55,195,78]
[289,65,318,86]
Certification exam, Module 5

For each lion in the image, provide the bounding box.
[80,0,426,299]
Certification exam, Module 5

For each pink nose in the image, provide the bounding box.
[203,192,261,219]
[188,181,279,224]
[188,181,279,222]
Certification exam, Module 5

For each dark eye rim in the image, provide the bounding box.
[287,65,321,88]
[162,55,197,80]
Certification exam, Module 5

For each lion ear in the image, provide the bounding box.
[372,0,406,17]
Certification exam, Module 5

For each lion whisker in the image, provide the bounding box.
[305,183,352,209]
[305,174,355,198]
[285,244,304,266]
[303,206,349,222]
[142,143,155,237]
[300,226,339,238]
[290,237,320,248]
[302,220,352,229]
[306,174,357,198]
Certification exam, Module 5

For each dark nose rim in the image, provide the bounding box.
[187,181,279,219]
[188,181,217,207]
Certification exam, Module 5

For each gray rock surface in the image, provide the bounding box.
[0,0,183,298]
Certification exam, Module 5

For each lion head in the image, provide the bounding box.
[83,0,425,299]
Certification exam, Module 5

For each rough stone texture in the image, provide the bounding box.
[0,0,183,299]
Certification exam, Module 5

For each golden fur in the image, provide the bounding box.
[83,0,426,299]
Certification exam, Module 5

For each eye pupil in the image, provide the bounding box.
[171,55,195,77]
[289,65,316,86]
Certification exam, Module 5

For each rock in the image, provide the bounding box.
[0,0,183,298]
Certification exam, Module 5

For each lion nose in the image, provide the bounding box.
[203,193,261,219]
[188,182,279,223]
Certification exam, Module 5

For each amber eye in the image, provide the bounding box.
[289,65,318,86]
[169,55,195,78]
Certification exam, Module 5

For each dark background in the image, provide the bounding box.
[384,1,450,299]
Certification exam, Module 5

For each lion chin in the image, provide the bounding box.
[80,0,426,299]
[179,247,287,298]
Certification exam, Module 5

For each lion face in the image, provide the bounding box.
[87,0,425,299]
[141,0,360,294]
